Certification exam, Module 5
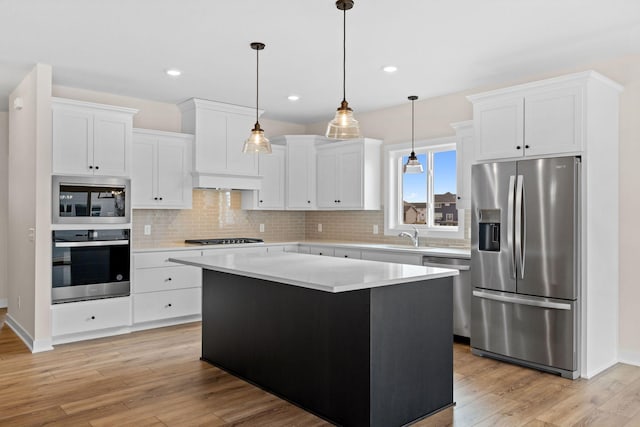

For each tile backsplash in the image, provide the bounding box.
[132,189,470,249]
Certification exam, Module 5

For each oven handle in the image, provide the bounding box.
[54,240,129,248]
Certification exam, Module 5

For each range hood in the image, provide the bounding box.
[179,98,264,191]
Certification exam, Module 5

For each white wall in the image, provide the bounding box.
[0,112,8,307]
[7,64,53,352]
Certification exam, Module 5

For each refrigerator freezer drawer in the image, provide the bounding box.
[471,289,577,373]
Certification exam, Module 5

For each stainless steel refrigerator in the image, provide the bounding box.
[470,156,580,379]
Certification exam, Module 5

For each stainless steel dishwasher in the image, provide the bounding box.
[423,256,471,339]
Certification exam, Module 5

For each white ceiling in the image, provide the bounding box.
[1,0,639,124]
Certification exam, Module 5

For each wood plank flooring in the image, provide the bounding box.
[1,307,640,426]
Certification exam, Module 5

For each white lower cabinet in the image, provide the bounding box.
[133,288,201,323]
[334,248,362,259]
[51,297,131,339]
[360,250,423,266]
[132,251,203,327]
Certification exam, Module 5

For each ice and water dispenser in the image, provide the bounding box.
[477,209,501,252]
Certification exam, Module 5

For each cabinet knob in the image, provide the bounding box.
[307,200,311,203]
[337,200,341,203]
[166,277,172,281]
[154,197,158,200]
[259,200,263,203]
[525,145,530,149]
[95,166,99,170]
[344,255,348,258]
[159,197,163,201]
[516,146,522,150]
[88,165,93,169]
[457,196,461,200]
[90,315,95,320]
[319,252,323,256]
[166,303,172,308]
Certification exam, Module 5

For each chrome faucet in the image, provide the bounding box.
[399,226,420,247]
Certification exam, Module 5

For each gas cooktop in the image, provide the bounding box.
[184,238,264,245]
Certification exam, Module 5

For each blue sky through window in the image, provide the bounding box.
[402,151,456,203]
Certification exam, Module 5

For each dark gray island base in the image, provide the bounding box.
[201,269,454,427]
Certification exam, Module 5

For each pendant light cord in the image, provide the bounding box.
[411,98,415,153]
[342,7,346,103]
[256,46,260,124]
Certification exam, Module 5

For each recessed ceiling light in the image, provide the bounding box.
[288,95,300,101]
[382,66,398,73]
[165,68,182,77]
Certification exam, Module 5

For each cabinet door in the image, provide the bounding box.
[256,146,285,209]
[93,112,131,176]
[52,108,93,175]
[157,139,191,207]
[474,98,524,161]
[131,136,157,207]
[524,86,583,156]
[455,125,474,209]
[336,145,363,208]
[286,141,316,209]
[226,114,259,176]
[316,151,337,208]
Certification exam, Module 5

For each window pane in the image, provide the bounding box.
[402,153,427,225]
[433,150,457,226]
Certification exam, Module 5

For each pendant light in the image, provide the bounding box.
[326,0,361,140]
[403,95,424,174]
[243,42,272,154]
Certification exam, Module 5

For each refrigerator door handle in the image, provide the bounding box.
[473,289,572,311]
[507,175,516,279]
[515,175,526,279]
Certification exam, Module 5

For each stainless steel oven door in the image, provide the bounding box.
[52,230,130,303]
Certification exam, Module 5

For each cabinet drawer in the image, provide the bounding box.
[334,248,362,259]
[133,265,201,293]
[133,288,201,323]
[52,297,131,336]
[133,250,201,269]
[309,247,335,256]
[360,250,423,265]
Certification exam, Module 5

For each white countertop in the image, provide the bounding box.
[169,252,458,293]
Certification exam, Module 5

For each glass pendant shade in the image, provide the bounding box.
[243,123,271,154]
[403,152,424,174]
[326,101,360,139]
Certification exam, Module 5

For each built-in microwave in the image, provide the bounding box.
[52,175,131,224]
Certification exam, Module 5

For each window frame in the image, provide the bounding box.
[384,136,465,239]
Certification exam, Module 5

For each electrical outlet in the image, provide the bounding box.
[373,224,379,234]
[318,224,323,232]
[144,225,151,235]
[259,224,265,233]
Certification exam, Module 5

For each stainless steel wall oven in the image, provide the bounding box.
[52,229,130,304]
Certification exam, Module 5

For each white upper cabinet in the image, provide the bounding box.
[273,135,328,210]
[52,98,137,177]
[132,129,193,209]
[467,71,619,161]
[178,99,261,190]
[316,138,382,210]
[451,121,474,210]
[241,145,285,210]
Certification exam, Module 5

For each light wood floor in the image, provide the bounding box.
[1,308,639,426]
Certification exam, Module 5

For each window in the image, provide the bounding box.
[384,137,464,239]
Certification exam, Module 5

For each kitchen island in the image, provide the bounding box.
[170,252,457,427]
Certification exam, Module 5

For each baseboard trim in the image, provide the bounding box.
[618,351,640,368]
[5,314,54,353]
[0,298,7,308]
